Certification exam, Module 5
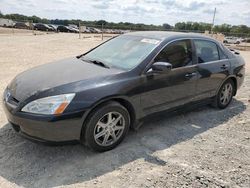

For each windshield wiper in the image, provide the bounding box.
[81,56,110,69]
[90,60,110,69]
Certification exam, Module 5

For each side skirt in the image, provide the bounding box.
[133,98,213,130]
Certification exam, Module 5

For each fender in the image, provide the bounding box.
[215,75,237,97]
[78,95,139,140]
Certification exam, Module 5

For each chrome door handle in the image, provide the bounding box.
[221,64,229,69]
[185,72,196,78]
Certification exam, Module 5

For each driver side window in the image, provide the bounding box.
[154,40,193,69]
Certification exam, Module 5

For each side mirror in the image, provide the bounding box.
[150,62,172,73]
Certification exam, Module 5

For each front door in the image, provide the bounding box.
[141,39,198,115]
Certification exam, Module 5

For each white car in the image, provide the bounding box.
[223,37,242,44]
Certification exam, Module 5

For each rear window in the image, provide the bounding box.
[194,40,219,63]
[221,45,235,59]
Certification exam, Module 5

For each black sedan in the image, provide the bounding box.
[57,25,78,33]
[14,22,30,30]
[34,23,55,32]
[3,31,245,151]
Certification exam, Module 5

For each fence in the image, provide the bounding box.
[1,20,249,46]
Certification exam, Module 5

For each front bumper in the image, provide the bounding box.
[3,99,85,142]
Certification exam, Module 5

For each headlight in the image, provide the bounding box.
[22,93,75,115]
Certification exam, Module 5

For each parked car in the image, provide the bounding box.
[68,26,79,33]
[0,18,14,27]
[94,28,102,33]
[88,27,99,33]
[48,24,58,31]
[46,24,56,31]
[13,22,30,29]
[34,23,55,31]
[57,25,69,32]
[68,24,78,29]
[242,38,250,43]
[84,28,91,33]
[223,37,242,44]
[3,31,245,152]
[57,25,78,33]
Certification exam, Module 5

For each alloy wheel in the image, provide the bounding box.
[94,112,125,146]
[220,83,233,105]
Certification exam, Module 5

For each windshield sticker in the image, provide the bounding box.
[141,38,160,45]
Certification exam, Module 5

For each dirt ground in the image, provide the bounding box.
[0,31,250,188]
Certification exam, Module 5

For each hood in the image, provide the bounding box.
[8,57,121,102]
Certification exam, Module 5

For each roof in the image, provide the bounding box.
[124,31,212,41]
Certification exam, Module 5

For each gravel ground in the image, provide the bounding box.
[0,31,249,188]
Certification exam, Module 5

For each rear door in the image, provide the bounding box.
[193,39,230,100]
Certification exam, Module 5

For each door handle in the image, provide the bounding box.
[221,64,229,69]
[185,72,196,78]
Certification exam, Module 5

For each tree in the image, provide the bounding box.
[96,20,107,26]
[192,22,199,31]
[175,22,186,30]
[162,23,172,30]
[185,22,192,30]
[31,15,42,23]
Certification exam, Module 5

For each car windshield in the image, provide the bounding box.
[83,35,160,70]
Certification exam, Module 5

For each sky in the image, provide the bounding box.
[0,0,250,26]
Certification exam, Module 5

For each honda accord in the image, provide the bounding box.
[3,31,245,151]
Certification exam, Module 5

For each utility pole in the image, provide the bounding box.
[12,23,14,34]
[101,23,104,41]
[211,7,216,33]
[79,22,81,39]
[31,20,34,35]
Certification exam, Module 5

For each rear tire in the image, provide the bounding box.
[83,101,130,152]
[212,79,235,109]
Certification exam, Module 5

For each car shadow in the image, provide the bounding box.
[0,99,246,188]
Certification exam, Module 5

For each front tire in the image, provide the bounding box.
[83,101,130,152]
[213,79,235,109]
